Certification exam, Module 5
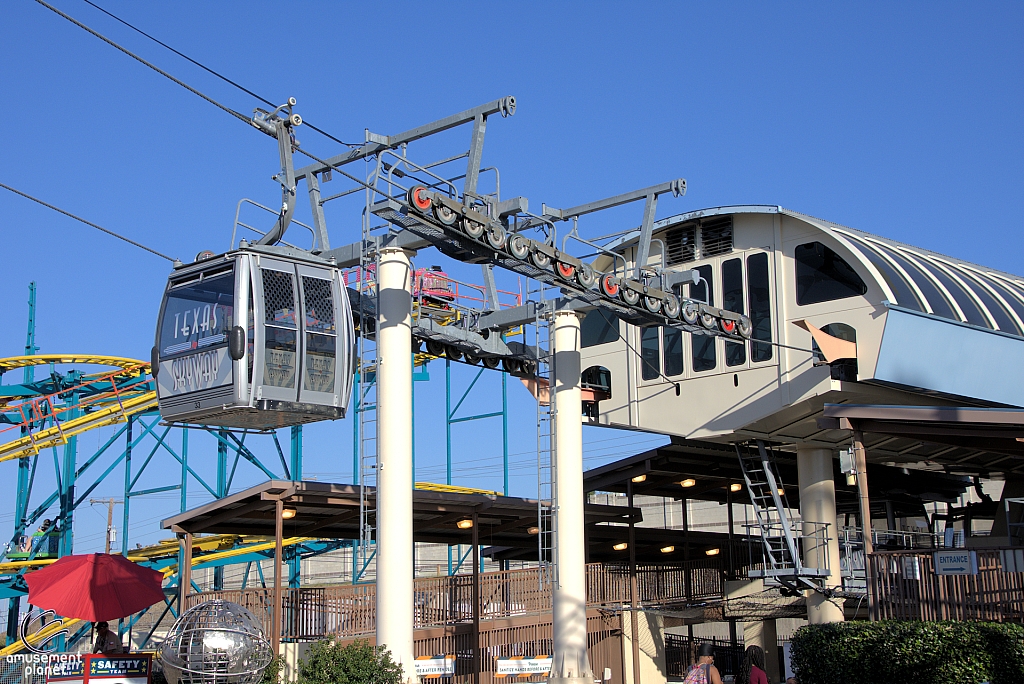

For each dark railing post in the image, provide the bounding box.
[627,480,641,684]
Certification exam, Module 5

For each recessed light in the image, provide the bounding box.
[680,479,696,488]
[631,474,647,483]
[660,545,675,554]
[705,547,720,556]
[281,508,297,520]
[730,483,743,492]
[527,526,540,535]
[457,519,474,529]
[613,542,628,551]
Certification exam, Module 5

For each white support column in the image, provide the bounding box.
[550,310,594,684]
[797,446,844,624]
[376,247,415,681]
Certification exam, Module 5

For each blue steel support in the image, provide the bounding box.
[58,392,79,557]
[288,426,301,588]
[214,430,227,591]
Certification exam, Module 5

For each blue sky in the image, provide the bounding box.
[1,1,1022,552]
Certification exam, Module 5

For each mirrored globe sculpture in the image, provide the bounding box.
[160,600,273,684]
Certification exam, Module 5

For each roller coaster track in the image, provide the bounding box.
[0,355,156,463]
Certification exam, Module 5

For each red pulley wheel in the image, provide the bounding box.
[601,274,619,297]
[721,319,737,334]
[557,262,575,279]
[410,186,432,212]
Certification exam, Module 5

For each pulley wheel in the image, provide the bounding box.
[600,274,620,298]
[482,356,501,370]
[620,285,640,306]
[737,317,753,339]
[719,318,737,335]
[681,302,700,326]
[445,346,463,361]
[433,202,459,226]
[508,234,530,260]
[425,339,446,356]
[408,186,432,214]
[556,261,576,281]
[530,249,552,270]
[700,312,718,330]
[663,294,680,319]
[519,360,537,376]
[501,358,522,374]
[642,296,662,314]
[463,351,481,365]
[576,263,597,289]
[486,223,506,250]
[462,217,485,239]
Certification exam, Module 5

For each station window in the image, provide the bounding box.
[746,252,773,362]
[640,326,661,380]
[722,258,746,367]
[663,322,684,377]
[581,309,619,348]
[795,242,868,306]
[688,264,716,372]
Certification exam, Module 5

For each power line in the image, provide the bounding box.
[0,182,178,262]
[78,0,358,148]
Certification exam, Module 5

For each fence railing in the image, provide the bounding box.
[870,548,1024,621]
[187,561,723,640]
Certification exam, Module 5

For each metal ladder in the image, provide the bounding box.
[534,284,556,589]
[354,212,379,582]
[735,440,827,590]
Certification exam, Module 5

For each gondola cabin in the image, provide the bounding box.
[154,247,355,429]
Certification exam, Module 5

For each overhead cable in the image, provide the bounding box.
[0,182,178,262]
[78,0,358,148]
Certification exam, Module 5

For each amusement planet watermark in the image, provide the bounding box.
[6,652,84,678]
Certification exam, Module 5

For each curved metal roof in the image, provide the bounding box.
[628,205,1024,339]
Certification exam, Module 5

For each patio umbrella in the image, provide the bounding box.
[25,553,165,622]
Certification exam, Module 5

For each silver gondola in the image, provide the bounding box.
[153,246,354,429]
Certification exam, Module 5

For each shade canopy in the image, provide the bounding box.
[25,553,165,622]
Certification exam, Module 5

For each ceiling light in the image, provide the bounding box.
[730,483,743,492]
[660,545,675,554]
[705,548,720,556]
[457,519,474,529]
[631,474,647,483]
[527,526,540,535]
[613,542,628,551]
[778,488,785,496]
[281,508,297,520]
[680,479,696,488]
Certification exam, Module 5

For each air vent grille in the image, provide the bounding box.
[700,216,734,256]
[665,223,698,265]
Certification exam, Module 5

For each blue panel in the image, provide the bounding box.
[873,308,1024,407]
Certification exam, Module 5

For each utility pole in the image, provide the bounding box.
[90,498,123,554]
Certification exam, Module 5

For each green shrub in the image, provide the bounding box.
[790,620,1024,684]
[259,654,283,684]
[297,638,404,684]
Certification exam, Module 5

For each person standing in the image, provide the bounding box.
[737,645,768,684]
[683,642,724,684]
[92,622,124,654]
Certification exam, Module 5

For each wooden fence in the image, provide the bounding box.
[870,548,1024,621]
[187,561,723,641]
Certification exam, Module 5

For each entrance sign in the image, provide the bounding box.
[934,550,978,575]
[495,656,552,677]
[414,655,455,678]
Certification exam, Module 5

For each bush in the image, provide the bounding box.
[259,654,283,684]
[297,638,404,684]
[790,620,1024,684]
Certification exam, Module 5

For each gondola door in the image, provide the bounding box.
[296,264,344,409]
[253,257,302,406]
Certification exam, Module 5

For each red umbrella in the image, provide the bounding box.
[25,553,165,622]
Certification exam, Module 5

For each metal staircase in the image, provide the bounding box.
[736,441,831,591]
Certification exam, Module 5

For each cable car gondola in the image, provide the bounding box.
[153,246,355,429]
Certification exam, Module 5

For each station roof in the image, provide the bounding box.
[610,205,1024,340]
[161,480,636,553]
[583,437,972,520]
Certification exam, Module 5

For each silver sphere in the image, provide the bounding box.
[160,600,273,684]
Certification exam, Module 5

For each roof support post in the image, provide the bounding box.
[626,479,641,684]
[471,510,480,684]
[273,498,283,656]
[376,247,416,682]
[852,429,875,620]
[550,310,595,684]
[796,446,844,624]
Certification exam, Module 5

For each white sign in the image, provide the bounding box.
[934,550,978,575]
[414,656,455,678]
[496,657,552,676]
